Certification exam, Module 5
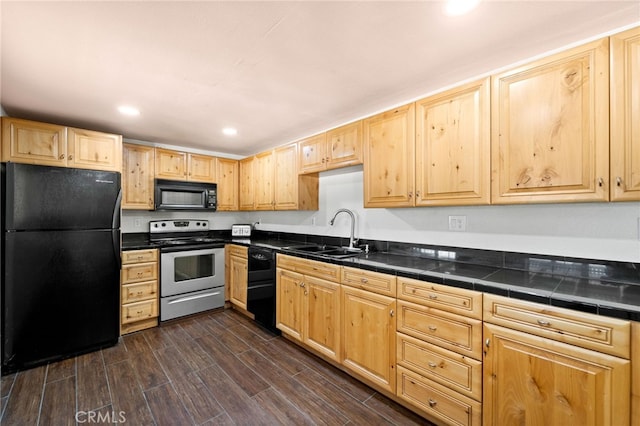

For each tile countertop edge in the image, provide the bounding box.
[122,234,640,321]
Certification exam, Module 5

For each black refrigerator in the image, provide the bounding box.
[1,163,121,374]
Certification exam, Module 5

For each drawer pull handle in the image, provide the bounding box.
[428,399,437,408]
[537,319,551,327]
[428,362,437,369]
[428,294,438,299]
[485,338,490,348]
[300,282,305,288]
[361,278,368,284]
[390,309,395,317]
[428,325,437,332]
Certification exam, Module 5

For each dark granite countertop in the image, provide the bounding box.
[122,231,640,321]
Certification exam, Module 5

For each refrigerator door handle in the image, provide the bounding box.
[112,188,122,230]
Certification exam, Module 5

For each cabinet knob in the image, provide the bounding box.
[616,177,622,187]
[428,399,437,408]
[428,325,437,332]
[299,282,305,288]
[416,191,421,198]
[389,309,394,317]
[408,191,413,198]
[361,278,368,284]
[428,362,437,369]
[485,338,491,348]
[428,294,438,300]
[598,177,604,187]
[68,154,73,160]
[59,154,65,160]
[537,319,551,327]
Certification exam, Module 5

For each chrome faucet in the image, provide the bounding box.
[329,208,358,249]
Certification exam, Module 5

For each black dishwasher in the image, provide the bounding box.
[247,247,280,334]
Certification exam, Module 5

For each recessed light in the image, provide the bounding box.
[117,105,140,116]
[222,127,238,136]
[443,0,480,16]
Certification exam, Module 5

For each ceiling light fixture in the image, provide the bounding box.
[222,127,238,136]
[443,0,480,16]
[117,105,140,116]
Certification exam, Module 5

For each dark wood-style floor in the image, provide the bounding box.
[0,309,434,425]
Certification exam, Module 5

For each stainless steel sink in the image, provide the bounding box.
[283,244,362,258]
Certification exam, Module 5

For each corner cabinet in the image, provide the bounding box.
[363,103,416,208]
[122,143,155,210]
[216,157,239,211]
[120,249,159,334]
[415,78,490,206]
[483,294,631,426]
[491,37,610,204]
[1,117,122,172]
[610,26,640,201]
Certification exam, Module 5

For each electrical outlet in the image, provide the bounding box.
[448,215,467,232]
[134,218,142,229]
[311,216,316,226]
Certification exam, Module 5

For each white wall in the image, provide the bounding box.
[123,165,640,263]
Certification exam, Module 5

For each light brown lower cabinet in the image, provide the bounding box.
[483,294,631,426]
[276,255,341,362]
[227,245,248,310]
[341,285,396,393]
[120,249,159,334]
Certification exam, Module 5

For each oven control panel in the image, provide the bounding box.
[150,220,210,233]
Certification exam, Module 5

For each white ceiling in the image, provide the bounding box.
[1,1,639,157]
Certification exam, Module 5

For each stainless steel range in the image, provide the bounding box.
[150,219,225,321]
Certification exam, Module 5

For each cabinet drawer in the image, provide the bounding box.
[484,294,631,359]
[397,277,482,319]
[277,254,340,281]
[397,333,482,401]
[341,266,396,297]
[226,244,248,258]
[397,300,482,359]
[397,365,481,426]
[121,299,158,324]
[122,249,158,264]
[121,262,158,284]
[122,280,157,304]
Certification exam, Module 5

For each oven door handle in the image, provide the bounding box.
[167,291,222,304]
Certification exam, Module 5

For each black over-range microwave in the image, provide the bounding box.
[154,179,217,211]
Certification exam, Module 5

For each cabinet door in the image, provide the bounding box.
[491,38,610,204]
[341,286,396,393]
[239,156,255,210]
[155,148,187,180]
[1,117,67,166]
[188,153,216,183]
[276,268,304,341]
[483,323,630,426]
[611,26,640,201]
[229,254,248,310]
[364,103,415,207]
[216,158,239,211]
[298,133,327,173]
[326,121,363,170]
[122,143,155,210]
[274,143,299,210]
[415,78,490,206]
[304,275,340,362]
[67,128,122,172]
[254,150,275,210]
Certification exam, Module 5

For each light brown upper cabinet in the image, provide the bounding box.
[239,156,255,211]
[155,147,216,183]
[2,117,121,172]
[274,143,319,211]
[415,78,490,206]
[363,103,416,208]
[216,157,239,211]
[610,26,640,201]
[299,121,363,174]
[491,38,610,204]
[122,143,155,210]
[254,150,275,210]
